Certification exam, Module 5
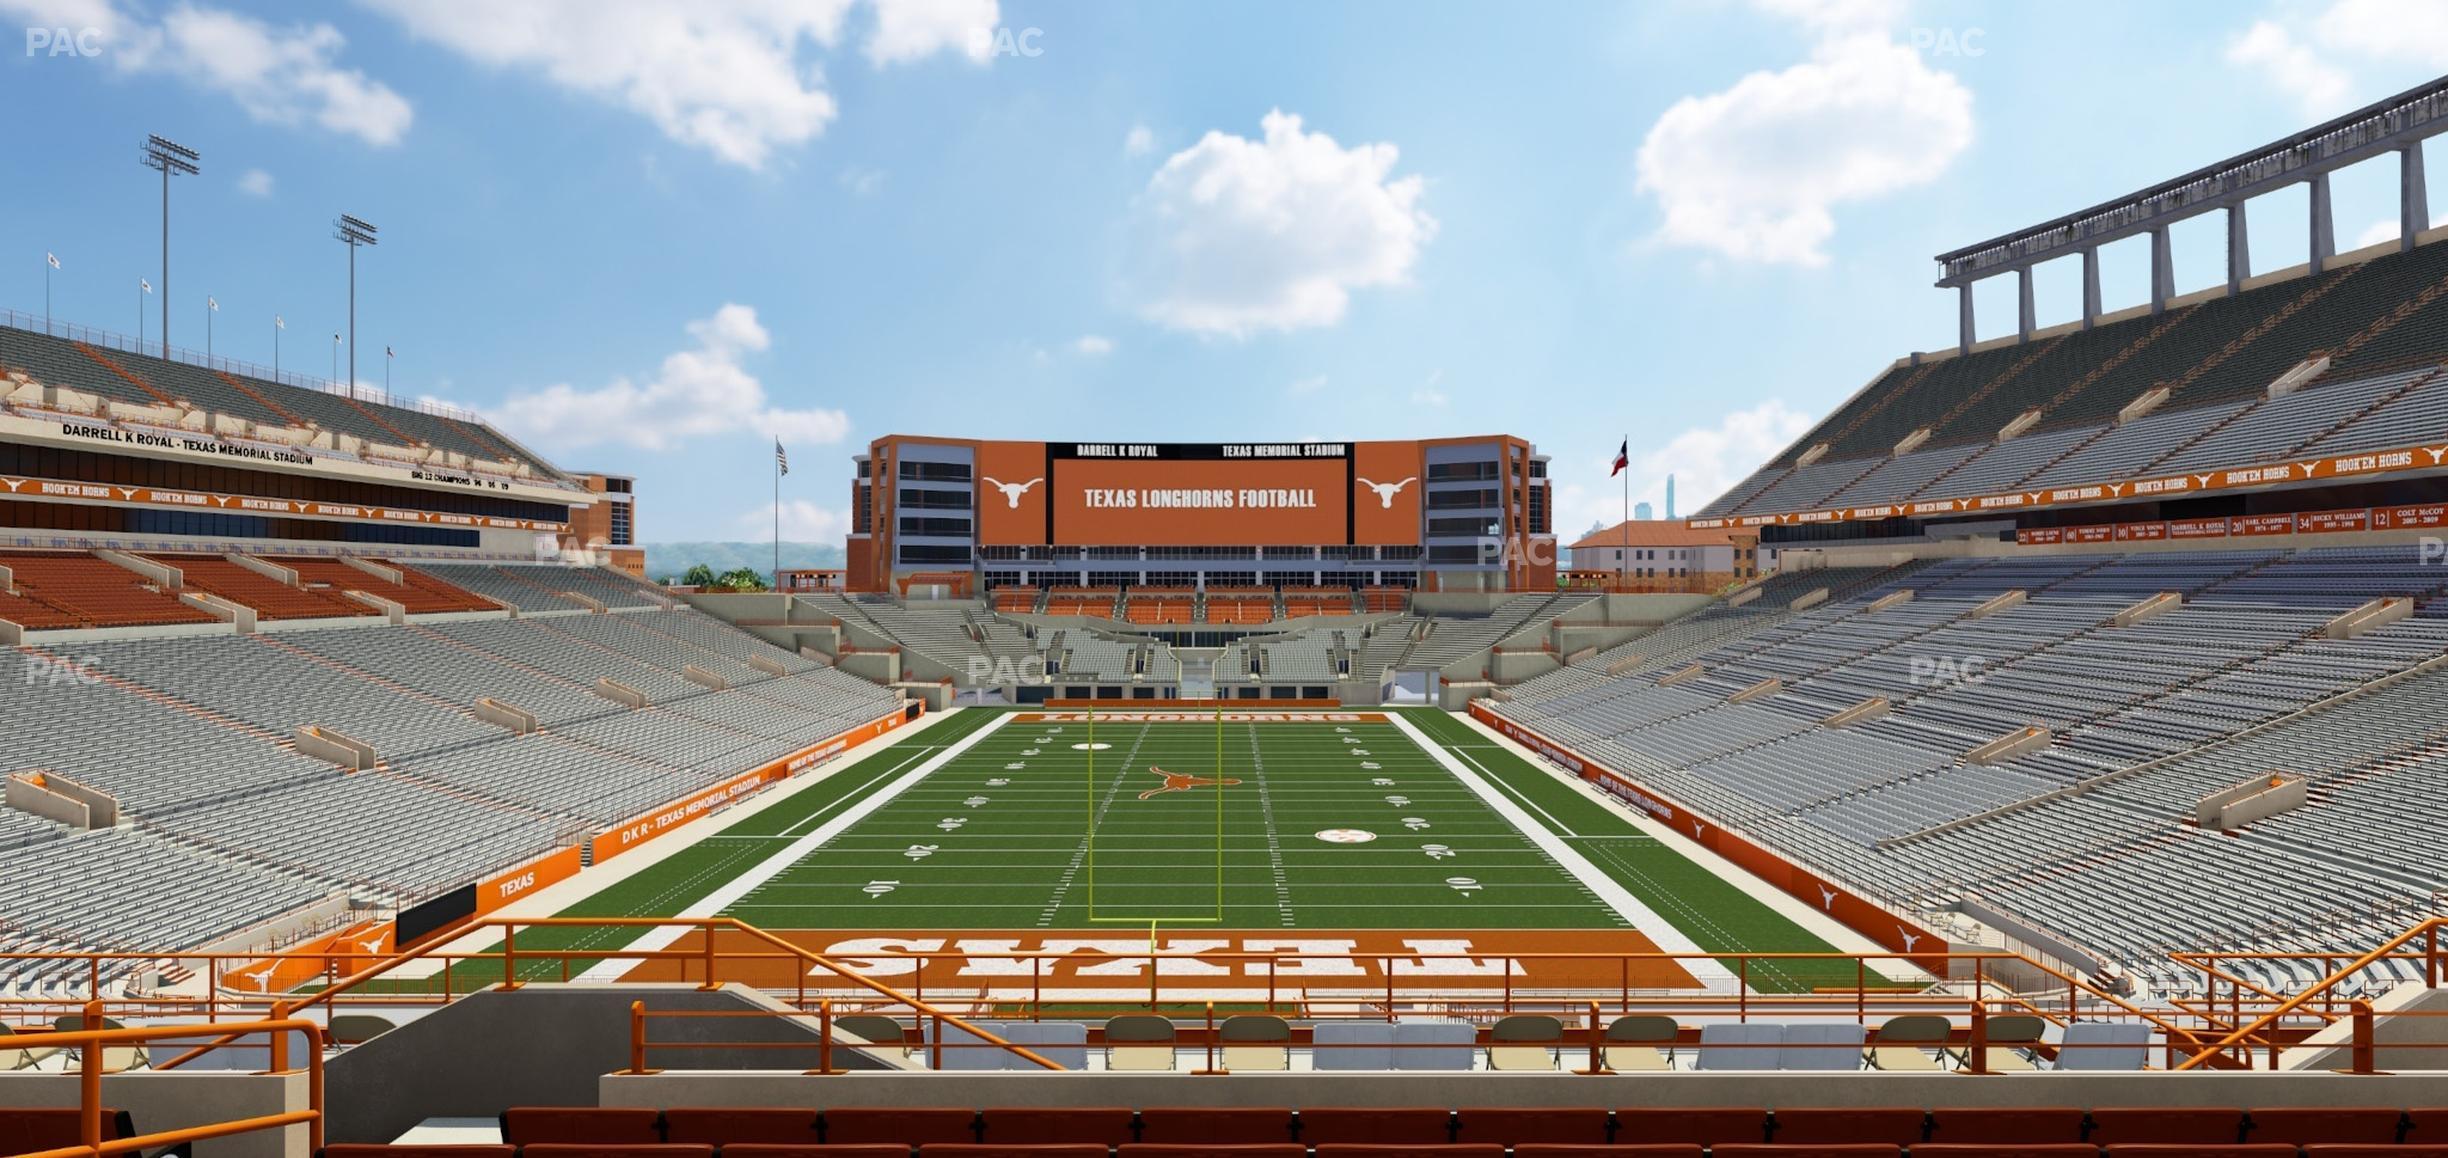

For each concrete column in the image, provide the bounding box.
[2081,246,2102,328]
[2405,142,2431,253]
[2308,170,2335,274]
[2149,226,2175,315]
[2226,202,2250,294]
[2016,265,2036,340]
[1958,282,1976,353]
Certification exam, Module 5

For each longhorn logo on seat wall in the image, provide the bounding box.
[1357,476,1416,508]
[984,476,1044,508]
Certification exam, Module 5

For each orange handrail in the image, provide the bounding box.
[2172,916,2448,1070]
[9,1000,325,1158]
[268,916,1065,1071]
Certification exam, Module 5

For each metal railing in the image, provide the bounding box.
[6,1000,324,1158]
[2,307,487,423]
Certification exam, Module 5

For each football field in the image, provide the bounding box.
[451,706,1866,996]
[718,710,1635,930]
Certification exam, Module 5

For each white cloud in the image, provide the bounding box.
[1638,398,1816,514]
[864,0,998,65]
[742,498,853,540]
[1552,399,1816,536]
[1127,110,1436,336]
[1286,374,1328,395]
[838,165,886,195]
[2223,1,2448,122]
[2311,0,2448,69]
[236,168,275,197]
[489,304,851,452]
[2354,217,2404,250]
[359,0,860,169]
[1634,5,1972,266]
[2226,20,2351,118]
[1409,388,1448,408]
[1124,123,1154,155]
[1072,334,1114,356]
[0,0,415,146]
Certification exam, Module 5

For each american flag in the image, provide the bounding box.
[775,439,788,476]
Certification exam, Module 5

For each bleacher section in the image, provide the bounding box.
[0,321,563,482]
[285,559,501,614]
[1699,237,2448,520]
[410,564,666,613]
[0,552,217,629]
[1490,547,2448,991]
[150,555,376,621]
[0,600,901,990]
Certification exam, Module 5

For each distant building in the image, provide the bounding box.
[1564,519,1760,592]
[1633,501,1653,522]
[777,568,847,593]
[570,472,646,577]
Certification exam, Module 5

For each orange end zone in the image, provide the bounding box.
[617,927,1701,993]
[1040,698,1342,709]
[1015,710,1384,723]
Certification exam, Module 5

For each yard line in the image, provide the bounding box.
[574,709,1019,981]
[1036,722,1156,926]
[1245,723,1297,927]
[1381,710,1736,989]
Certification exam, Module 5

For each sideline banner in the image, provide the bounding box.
[589,703,922,863]
[1469,702,1949,972]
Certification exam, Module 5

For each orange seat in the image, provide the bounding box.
[978,1108,1136,1146]
[2249,1110,2407,1145]
[1774,1109,1928,1146]
[1454,1108,1611,1146]
[827,1109,976,1146]
[659,1108,820,1145]
[1298,1108,1453,1145]
[1930,1110,2088,1145]
[1617,1108,1770,1147]
[500,1108,664,1146]
[1137,1109,1294,1145]
[2089,1111,2246,1146]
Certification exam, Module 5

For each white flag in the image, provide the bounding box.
[275,315,285,329]
[140,278,152,293]
[46,252,60,270]
[207,296,218,311]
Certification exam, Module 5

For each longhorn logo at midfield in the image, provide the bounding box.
[1138,765,1243,800]
[983,476,1044,508]
[1357,476,1417,509]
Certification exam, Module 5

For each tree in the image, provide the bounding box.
[714,567,769,592]
[680,563,719,588]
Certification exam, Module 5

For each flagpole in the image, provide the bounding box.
[773,440,781,589]
[1620,432,1629,592]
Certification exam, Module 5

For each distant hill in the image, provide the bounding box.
[643,541,845,584]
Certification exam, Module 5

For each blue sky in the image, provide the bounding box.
[5,0,2446,546]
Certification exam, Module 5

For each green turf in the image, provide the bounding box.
[1398,707,1855,992]
[723,711,1626,930]
[379,708,1008,991]
[370,705,1857,996]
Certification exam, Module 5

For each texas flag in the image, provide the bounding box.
[1609,438,1628,477]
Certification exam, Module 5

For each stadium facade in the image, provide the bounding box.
[847,434,1557,595]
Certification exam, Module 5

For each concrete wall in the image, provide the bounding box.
[323,985,892,1144]
[602,1068,2448,1110]
[0,1071,308,1158]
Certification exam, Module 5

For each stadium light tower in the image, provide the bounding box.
[140,135,199,354]
[333,214,377,396]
